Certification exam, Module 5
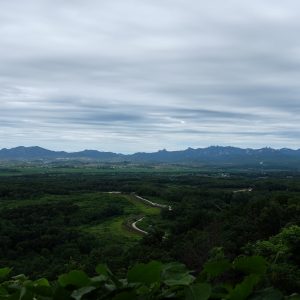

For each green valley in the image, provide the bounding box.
[0,164,299,297]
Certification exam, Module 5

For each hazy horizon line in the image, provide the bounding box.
[1,144,300,155]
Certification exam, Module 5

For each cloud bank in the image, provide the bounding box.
[1,0,300,152]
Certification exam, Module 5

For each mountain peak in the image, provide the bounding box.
[0,146,300,167]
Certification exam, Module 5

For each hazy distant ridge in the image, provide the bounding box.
[1,146,300,166]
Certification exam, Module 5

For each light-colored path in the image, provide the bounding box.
[105,191,172,235]
[130,194,172,235]
[134,194,172,211]
[233,188,253,193]
[131,217,148,235]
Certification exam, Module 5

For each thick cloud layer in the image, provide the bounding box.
[1,0,300,152]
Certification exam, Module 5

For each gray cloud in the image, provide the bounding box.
[1,0,300,152]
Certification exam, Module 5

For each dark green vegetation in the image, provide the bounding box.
[0,165,300,297]
[1,256,299,300]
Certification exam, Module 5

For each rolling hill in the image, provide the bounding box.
[1,145,300,167]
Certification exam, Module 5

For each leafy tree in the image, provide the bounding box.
[0,256,298,300]
[244,225,300,292]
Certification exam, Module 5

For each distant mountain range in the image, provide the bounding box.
[1,146,300,167]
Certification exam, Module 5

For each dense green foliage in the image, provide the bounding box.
[0,165,300,295]
[244,225,300,291]
[0,256,299,299]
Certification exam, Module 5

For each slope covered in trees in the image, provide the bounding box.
[0,166,299,297]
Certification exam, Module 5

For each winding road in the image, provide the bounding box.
[233,188,253,193]
[128,189,252,234]
[105,192,172,235]
[134,194,172,211]
[130,194,173,235]
[107,189,252,235]
[131,217,148,235]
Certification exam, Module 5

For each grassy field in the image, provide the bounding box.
[78,193,161,239]
[123,194,161,215]
[0,163,208,177]
[0,190,164,241]
[83,217,140,239]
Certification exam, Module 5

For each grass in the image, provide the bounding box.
[83,217,140,239]
[0,189,164,240]
[123,194,161,215]
[142,195,170,205]
[82,193,161,239]
[0,164,203,177]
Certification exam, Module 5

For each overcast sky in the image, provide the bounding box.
[1,0,300,152]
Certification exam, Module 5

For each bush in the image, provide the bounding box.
[0,256,298,299]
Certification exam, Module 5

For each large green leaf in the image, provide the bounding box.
[162,262,195,286]
[26,279,53,298]
[202,259,231,278]
[71,286,97,300]
[229,274,260,300]
[287,295,300,300]
[53,286,73,300]
[58,270,90,288]
[233,256,267,275]
[34,278,50,287]
[96,264,120,288]
[17,287,35,300]
[164,273,195,287]
[249,288,283,300]
[96,264,111,278]
[127,261,162,285]
[0,286,8,296]
[185,283,211,300]
[0,268,11,280]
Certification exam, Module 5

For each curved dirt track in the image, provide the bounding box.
[131,217,148,235]
[130,194,172,235]
[106,192,171,235]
